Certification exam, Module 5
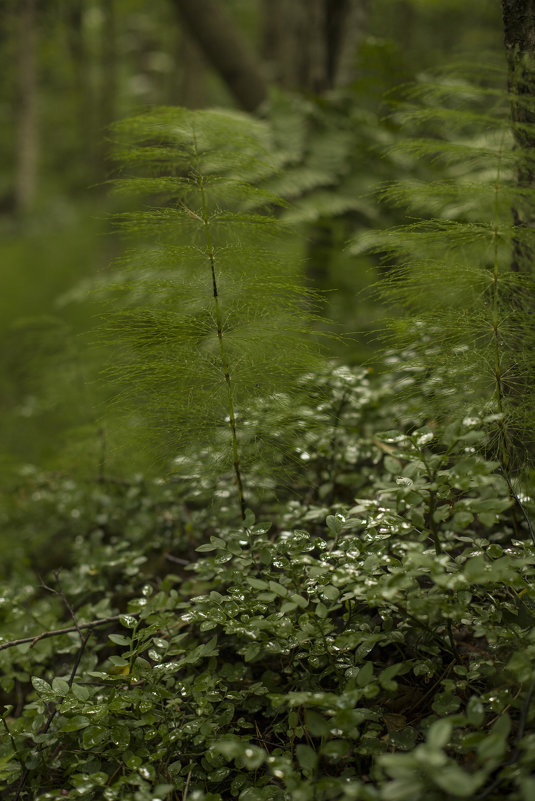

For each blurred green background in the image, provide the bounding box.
[0,0,503,479]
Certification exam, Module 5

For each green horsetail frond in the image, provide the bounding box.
[351,62,535,472]
[101,107,323,517]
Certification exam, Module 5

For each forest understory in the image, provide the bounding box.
[2,1,535,800]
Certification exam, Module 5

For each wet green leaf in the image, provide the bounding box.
[61,715,91,732]
[296,744,318,773]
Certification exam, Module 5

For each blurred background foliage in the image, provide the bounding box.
[0,0,504,480]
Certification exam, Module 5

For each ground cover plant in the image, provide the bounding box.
[2,53,535,801]
[2,360,535,800]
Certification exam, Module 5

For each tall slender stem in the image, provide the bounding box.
[491,133,510,471]
[193,138,246,519]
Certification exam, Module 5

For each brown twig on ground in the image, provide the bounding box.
[0,613,139,652]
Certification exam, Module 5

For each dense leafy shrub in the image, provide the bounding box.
[2,362,534,801]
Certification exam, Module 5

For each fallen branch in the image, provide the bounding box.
[0,613,139,652]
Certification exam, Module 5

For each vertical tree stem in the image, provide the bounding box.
[502,0,535,275]
[491,135,511,470]
[170,0,267,111]
[15,0,38,214]
[194,143,246,519]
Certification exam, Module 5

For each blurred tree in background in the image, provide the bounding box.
[0,0,507,478]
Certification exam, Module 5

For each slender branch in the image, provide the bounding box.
[0,614,137,652]
[54,570,83,639]
[407,660,455,714]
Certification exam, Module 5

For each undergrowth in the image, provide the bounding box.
[1,361,535,801]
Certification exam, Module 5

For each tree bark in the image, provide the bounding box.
[261,0,370,93]
[502,0,535,274]
[15,0,38,215]
[502,0,535,59]
[328,0,371,89]
[175,32,207,108]
[170,0,268,111]
[100,0,118,128]
[67,0,98,176]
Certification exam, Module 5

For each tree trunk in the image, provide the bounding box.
[170,0,268,111]
[98,0,118,171]
[67,0,97,178]
[175,32,207,108]
[15,0,38,215]
[262,0,371,290]
[328,0,371,89]
[261,0,370,93]
[502,0,535,274]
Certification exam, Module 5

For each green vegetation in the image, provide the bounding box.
[2,363,535,800]
[1,2,535,800]
[101,107,322,516]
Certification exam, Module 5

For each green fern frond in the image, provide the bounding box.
[259,92,383,227]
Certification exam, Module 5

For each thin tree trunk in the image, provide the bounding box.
[98,0,118,171]
[261,0,303,89]
[305,0,329,93]
[15,0,38,215]
[67,0,97,177]
[261,0,370,93]
[261,0,326,92]
[502,0,535,274]
[328,0,371,89]
[261,0,372,293]
[170,0,268,111]
[176,32,207,108]
[261,0,284,84]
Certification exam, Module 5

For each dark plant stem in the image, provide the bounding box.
[98,426,107,480]
[421,454,441,555]
[491,137,524,536]
[194,139,246,520]
[491,136,512,473]
[446,620,460,661]
[427,490,441,556]
[408,660,455,713]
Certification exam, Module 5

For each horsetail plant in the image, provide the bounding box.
[102,108,322,519]
[352,61,535,478]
